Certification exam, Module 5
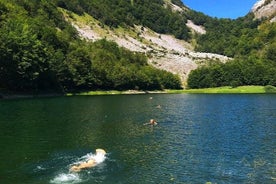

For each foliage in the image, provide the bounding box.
[188,59,276,88]
[188,11,276,61]
[182,86,273,94]
[186,9,276,88]
[192,14,261,57]
[0,0,182,92]
[264,85,276,93]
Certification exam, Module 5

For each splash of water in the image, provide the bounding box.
[50,173,82,184]
[50,151,107,183]
[92,152,106,164]
[75,152,106,165]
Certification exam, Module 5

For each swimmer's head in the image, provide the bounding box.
[96,149,106,155]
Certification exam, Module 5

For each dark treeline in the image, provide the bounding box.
[186,10,276,88]
[0,0,182,93]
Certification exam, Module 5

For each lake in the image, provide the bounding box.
[0,94,275,184]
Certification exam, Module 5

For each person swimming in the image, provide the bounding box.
[144,119,157,126]
[69,149,106,172]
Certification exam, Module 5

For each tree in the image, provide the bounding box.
[0,17,48,90]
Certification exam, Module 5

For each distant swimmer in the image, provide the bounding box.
[144,119,157,126]
[70,149,106,172]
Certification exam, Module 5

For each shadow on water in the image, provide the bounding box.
[0,94,275,183]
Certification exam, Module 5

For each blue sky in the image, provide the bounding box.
[182,0,258,19]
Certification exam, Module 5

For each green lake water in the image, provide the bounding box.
[0,94,275,183]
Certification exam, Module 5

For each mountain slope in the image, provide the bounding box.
[60,1,229,85]
[55,0,233,84]
[187,1,276,88]
[252,0,276,22]
[0,0,275,93]
[0,0,183,92]
[33,0,276,89]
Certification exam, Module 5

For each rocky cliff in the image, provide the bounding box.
[252,0,276,22]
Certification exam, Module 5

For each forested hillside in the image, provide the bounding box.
[0,0,182,93]
[55,0,190,40]
[0,0,275,93]
[187,8,276,88]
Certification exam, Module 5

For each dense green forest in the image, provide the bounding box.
[187,58,276,88]
[0,0,182,93]
[186,10,276,88]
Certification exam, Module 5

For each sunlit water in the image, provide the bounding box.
[0,94,275,184]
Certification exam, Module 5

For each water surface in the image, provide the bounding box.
[0,94,275,183]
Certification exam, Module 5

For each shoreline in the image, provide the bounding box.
[66,90,167,96]
[1,86,275,100]
[67,86,276,96]
[0,90,167,100]
[0,92,65,100]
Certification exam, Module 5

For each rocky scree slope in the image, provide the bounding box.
[60,2,229,86]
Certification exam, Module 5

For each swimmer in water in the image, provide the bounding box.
[144,119,157,126]
[69,149,106,172]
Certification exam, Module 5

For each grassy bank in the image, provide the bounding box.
[66,90,167,96]
[2,86,275,99]
[66,86,276,96]
[168,86,276,94]
[67,90,123,96]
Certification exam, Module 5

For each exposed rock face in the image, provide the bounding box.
[186,20,206,34]
[61,1,230,87]
[252,0,276,22]
[72,20,228,85]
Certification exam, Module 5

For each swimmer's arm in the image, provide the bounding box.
[69,159,96,172]
[70,165,81,172]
